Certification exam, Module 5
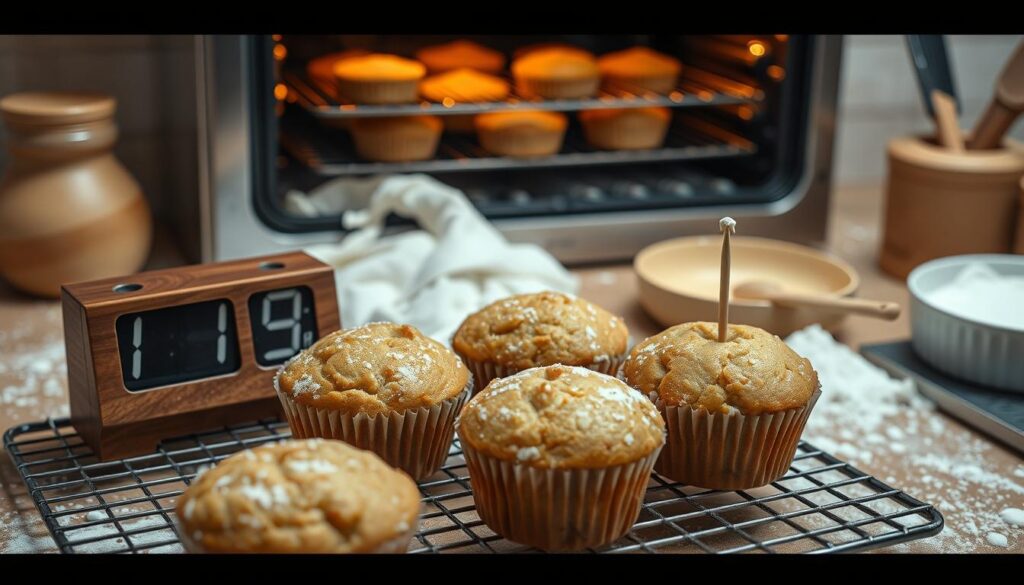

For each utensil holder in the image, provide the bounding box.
[880,135,1024,279]
[1015,176,1024,254]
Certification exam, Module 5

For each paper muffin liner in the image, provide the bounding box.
[459,439,661,551]
[276,376,472,481]
[602,74,678,96]
[581,111,670,151]
[176,519,417,554]
[653,388,821,490]
[335,78,420,104]
[350,118,441,162]
[515,76,599,99]
[461,353,626,394]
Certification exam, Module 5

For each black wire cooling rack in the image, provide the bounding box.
[4,417,943,554]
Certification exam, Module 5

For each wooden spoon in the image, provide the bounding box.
[733,281,901,320]
[931,89,964,152]
[967,41,1024,150]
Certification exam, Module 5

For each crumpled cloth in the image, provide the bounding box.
[286,174,578,344]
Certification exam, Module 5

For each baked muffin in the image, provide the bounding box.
[275,322,471,480]
[597,46,682,95]
[475,111,567,158]
[452,291,628,392]
[512,47,600,99]
[457,365,665,550]
[420,68,510,133]
[514,42,593,61]
[350,115,442,162]
[416,40,505,75]
[333,54,426,104]
[580,107,671,150]
[306,49,370,85]
[622,322,821,490]
[175,439,420,553]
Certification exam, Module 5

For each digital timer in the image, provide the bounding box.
[61,252,339,460]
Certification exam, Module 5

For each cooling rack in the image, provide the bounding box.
[4,417,943,554]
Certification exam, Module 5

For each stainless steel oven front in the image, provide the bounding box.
[194,35,843,264]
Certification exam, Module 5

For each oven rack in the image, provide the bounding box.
[283,66,764,120]
[5,417,943,554]
[279,111,757,177]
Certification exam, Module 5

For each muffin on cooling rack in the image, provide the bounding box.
[415,39,506,75]
[511,47,600,99]
[597,46,682,95]
[457,365,665,551]
[579,107,672,150]
[622,321,821,490]
[333,53,426,104]
[452,291,629,392]
[275,322,472,480]
[175,439,420,554]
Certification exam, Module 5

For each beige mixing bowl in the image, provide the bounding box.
[635,236,860,336]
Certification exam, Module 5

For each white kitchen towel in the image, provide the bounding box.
[285,174,578,343]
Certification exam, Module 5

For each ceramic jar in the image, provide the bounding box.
[0,92,152,297]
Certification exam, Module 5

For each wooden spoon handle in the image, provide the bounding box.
[931,90,964,152]
[967,100,1017,150]
[764,292,902,320]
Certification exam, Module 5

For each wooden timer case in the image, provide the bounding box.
[60,252,340,460]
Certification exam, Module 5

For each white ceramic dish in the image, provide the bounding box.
[908,254,1024,393]
[634,236,860,336]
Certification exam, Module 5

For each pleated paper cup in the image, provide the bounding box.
[461,353,626,394]
[459,438,661,551]
[275,376,472,481]
[654,388,821,490]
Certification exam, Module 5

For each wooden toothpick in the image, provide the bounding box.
[718,217,736,342]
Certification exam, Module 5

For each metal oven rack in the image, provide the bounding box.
[5,418,943,554]
[283,67,764,120]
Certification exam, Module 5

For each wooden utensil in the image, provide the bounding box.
[733,281,901,320]
[967,41,1024,150]
[931,89,964,152]
[717,217,736,341]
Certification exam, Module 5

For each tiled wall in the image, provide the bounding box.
[1,34,1021,207]
[836,34,1024,183]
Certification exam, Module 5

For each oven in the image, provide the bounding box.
[191,35,843,264]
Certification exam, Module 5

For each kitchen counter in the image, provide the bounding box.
[1,185,1021,554]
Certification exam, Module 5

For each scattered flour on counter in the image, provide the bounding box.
[595,271,618,286]
[986,532,1009,548]
[1000,508,1024,527]
[785,324,1024,552]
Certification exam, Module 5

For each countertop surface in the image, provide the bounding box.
[1,185,1021,554]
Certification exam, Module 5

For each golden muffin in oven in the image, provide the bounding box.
[511,47,600,99]
[474,110,567,158]
[457,364,664,551]
[623,321,821,490]
[176,439,420,554]
[420,68,511,133]
[349,115,442,162]
[597,46,682,95]
[579,107,671,150]
[333,53,426,104]
[452,291,628,391]
[275,322,471,480]
[416,39,506,75]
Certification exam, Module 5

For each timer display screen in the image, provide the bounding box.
[115,299,241,392]
[247,286,318,366]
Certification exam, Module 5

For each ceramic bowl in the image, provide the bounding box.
[634,236,859,337]
[908,254,1024,392]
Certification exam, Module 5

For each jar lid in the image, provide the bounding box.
[0,92,116,126]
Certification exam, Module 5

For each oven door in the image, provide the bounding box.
[196,35,842,264]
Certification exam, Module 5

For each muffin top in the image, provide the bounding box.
[351,115,442,134]
[175,439,420,554]
[623,322,818,416]
[514,43,593,61]
[276,322,469,415]
[452,291,627,369]
[512,48,599,80]
[333,54,426,82]
[458,365,665,468]
[579,106,671,124]
[416,40,505,74]
[306,49,370,83]
[598,47,682,78]
[474,110,567,134]
[420,68,510,103]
